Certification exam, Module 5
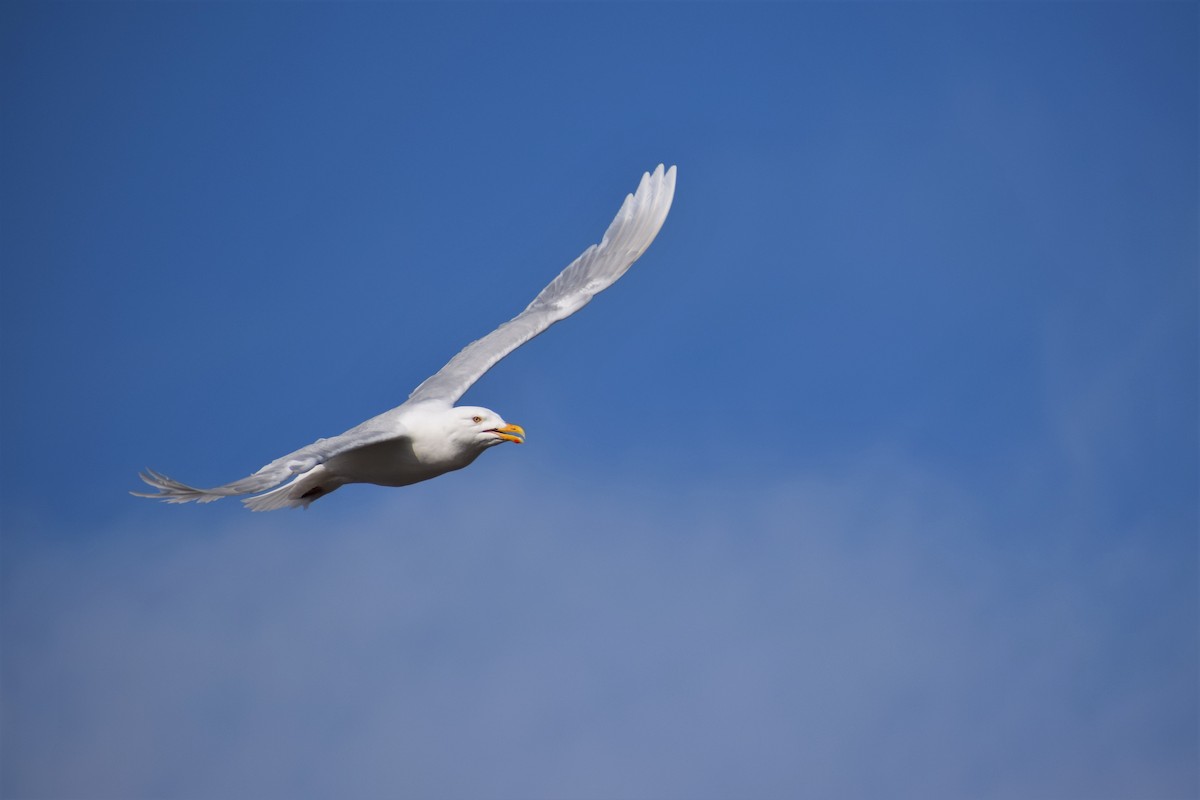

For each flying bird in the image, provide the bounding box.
[134,164,677,511]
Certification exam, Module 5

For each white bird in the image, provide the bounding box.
[134,164,677,511]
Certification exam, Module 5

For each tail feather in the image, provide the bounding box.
[242,468,341,512]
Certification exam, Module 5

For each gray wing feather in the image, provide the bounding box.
[406,164,676,406]
[132,411,407,504]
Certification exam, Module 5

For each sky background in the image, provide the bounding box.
[2,3,1197,798]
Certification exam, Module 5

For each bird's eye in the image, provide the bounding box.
[472,415,483,424]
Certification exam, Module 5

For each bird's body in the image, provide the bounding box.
[135,165,676,510]
[235,404,522,511]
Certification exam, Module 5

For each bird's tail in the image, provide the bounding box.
[241,467,342,512]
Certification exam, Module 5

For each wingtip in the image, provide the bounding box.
[131,467,224,504]
[635,163,676,206]
[645,164,677,201]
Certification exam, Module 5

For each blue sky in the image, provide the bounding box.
[2,3,1197,798]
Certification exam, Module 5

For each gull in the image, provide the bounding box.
[134,164,677,511]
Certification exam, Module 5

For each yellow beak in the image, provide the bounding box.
[491,424,525,444]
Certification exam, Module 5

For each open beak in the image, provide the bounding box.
[489,424,525,444]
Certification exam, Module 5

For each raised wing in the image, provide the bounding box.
[132,410,408,504]
[406,164,677,406]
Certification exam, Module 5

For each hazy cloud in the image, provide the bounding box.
[4,452,1194,799]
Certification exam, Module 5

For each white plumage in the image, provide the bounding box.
[134,164,677,510]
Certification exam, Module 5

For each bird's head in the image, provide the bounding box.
[455,406,525,449]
